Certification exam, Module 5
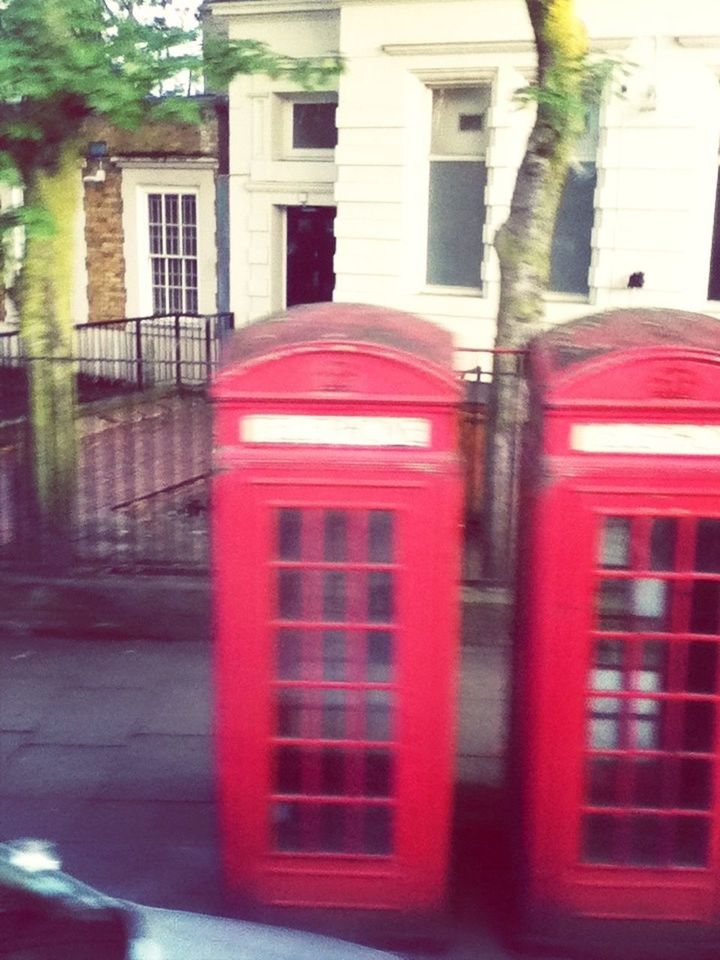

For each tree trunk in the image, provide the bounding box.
[482,0,588,582]
[20,144,80,562]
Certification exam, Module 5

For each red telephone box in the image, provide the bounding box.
[516,308,720,956]
[211,303,462,910]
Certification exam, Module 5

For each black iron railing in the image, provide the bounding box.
[0,337,526,578]
[0,312,235,390]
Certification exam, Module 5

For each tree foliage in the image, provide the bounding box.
[0,0,342,273]
[0,0,342,184]
[0,0,194,178]
[204,35,343,92]
[0,0,341,553]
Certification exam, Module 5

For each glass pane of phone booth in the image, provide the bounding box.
[270,507,397,856]
[582,514,720,868]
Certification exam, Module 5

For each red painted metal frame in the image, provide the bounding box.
[516,309,720,953]
[211,304,462,910]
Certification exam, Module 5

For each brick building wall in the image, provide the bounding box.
[83,166,126,322]
[81,100,222,323]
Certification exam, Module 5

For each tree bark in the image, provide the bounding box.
[20,143,80,561]
[482,0,588,581]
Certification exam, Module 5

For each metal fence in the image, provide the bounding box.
[456,349,527,497]
[0,338,527,578]
[0,389,212,573]
[0,313,232,573]
[0,312,235,391]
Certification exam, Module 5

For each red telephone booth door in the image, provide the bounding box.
[215,472,458,909]
[532,490,720,923]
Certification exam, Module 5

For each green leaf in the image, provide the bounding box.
[17,201,55,238]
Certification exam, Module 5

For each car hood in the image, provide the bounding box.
[136,905,400,960]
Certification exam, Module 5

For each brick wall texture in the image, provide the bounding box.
[83,103,220,160]
[84,166,126,323]
[82,101,220,323]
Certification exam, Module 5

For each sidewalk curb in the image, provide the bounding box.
[0,572,211,643]
[0,573,513,646]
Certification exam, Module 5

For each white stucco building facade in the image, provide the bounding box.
[207,0,720,352]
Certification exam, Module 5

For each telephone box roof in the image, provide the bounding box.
[218,302,455,374]
[531,308,720,379]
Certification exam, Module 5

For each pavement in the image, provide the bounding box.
[0,585,543,960]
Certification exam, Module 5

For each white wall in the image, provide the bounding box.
[218,6,341,322]
[214,0,720,350]
[595,34,720,312]
[0,184,23,326]
[72,171,89,325]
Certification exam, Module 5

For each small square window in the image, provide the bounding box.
[293,101,337,150]
[275,94,338,160]
[459,113,484,133]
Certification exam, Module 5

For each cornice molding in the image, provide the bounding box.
[114,157,218,170]
[382,36,632,57]
[674,35,720,48]
[244,180,334,195]
[208,0,338,17]
[411,65,498,84]
[383,41,533,56]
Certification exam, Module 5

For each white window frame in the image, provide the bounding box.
[274,92,338,161]
[120,161,217,319]
[423,80,494,296]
